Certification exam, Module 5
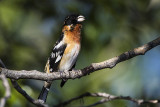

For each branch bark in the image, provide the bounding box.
[55,92,160,107]
[0,37,160,81]
[0,74,10,107]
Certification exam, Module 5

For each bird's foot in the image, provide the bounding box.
[59,71,64,79]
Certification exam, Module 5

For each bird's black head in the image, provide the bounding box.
[64,14,85,25]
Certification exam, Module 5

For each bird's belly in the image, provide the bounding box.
[58,43,80,71]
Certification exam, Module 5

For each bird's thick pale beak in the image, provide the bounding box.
[77,15,85,22]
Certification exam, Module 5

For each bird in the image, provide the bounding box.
[38,14,85,102]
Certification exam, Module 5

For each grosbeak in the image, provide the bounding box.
[38,14,85,102]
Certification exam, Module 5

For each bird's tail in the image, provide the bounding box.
[60,79,68,87]
[38,82,51,102]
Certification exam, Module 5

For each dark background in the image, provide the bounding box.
[0,0,160,107]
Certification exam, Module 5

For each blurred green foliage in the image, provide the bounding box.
[0,0,160,107]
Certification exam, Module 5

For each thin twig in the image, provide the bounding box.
[10,79,48,107]
[55,92,160,107]
[0,74,11,107]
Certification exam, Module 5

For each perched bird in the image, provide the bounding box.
[38,14,85,102]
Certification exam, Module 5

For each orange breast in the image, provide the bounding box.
[63,24,82,44]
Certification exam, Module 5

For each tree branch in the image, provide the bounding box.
[0,37,160,81]
[55,92,160,107]
[0,59,48,107]
[0,74,10,107]
[0,37,160,107]
[10,79,48,107]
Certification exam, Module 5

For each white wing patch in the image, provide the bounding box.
[54,41,64,49]
[55,55,62,63]
[51,52,55,58]
[56,52,60,57]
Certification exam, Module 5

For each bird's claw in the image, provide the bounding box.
[59,71,63,79]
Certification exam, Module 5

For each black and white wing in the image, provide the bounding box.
[45,33,67,73]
